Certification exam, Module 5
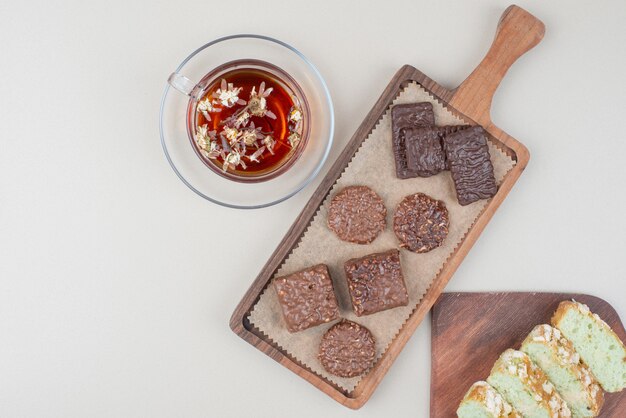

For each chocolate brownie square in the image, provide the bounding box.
[274,264,339,333]
[344,249,409,316]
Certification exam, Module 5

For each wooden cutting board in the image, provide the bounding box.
[431,293,626,417]
[231,5,544,409]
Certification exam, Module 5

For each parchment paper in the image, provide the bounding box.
[249,82,516,392]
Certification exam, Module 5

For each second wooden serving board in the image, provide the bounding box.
[431,292,626,417]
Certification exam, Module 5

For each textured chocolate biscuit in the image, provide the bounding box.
[392,102,435,129]
[344,249,408,316]
[327,186,386,244]
[404,125,471,176]
[318,320,376,378]
[274,264,339,333]
[404,127,447,177]
[436,125,472,169]
[393,193,449,253]
[391,103,435,179]
[443,126,497,206]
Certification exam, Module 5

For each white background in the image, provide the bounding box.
[1,1,625,417]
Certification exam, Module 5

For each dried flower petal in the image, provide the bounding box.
[223,150,241,172]
[263,135,276,155]
[197,98,221,115]
[241,129,258,146]
[213,79,243,108]
[195,125,217,150]
[209,141,220,158]
[288,132,301,148]
[222,126,241,145]
[288,106,302,123]
[256,83,273,98]
[220,135,230,152]
[248,83,274,117]
[196,124,209,141]
[248,96,266,117]
[234,111,250,128]
[201,140,220,160]
[247,146,266,162]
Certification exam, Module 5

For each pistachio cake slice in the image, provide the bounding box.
[522,324,603,417]
[487,349,572,418]
[457,381,521,418]
[551,300,626,392]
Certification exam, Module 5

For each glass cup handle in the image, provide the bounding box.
[167,72,196,96]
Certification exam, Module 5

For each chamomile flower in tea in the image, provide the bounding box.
[288,132,301,148]
[195,125,220,159]
[192,67,306,177]
[213,79,245,108]
[197,98,221,121]
[263,135,276,155]
[248,82,276,119]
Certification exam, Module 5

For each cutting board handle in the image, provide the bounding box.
[450,5,545,126]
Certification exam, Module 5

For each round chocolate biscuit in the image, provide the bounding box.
[318,320,376,378]
[327,186,386,244]
[393,193,449,253]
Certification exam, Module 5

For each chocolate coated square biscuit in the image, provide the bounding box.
[344,249,408,316]
[443,126,497,206]
[274,264,339,333]
[404,127,447,177]
[391,103,435,179]
[404,125,470,177]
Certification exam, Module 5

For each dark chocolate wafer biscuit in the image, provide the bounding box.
[327,186,386,244]
[436,125,471,169]
[393,193,449,253]
[404,125,471,176]
[443,126,497,206]
[318,320,376,378]
[404,127,447,177]
[391,103,435,179]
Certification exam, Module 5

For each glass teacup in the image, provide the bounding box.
[168,59,310,183]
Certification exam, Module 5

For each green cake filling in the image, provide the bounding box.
[557,308,626,392]
[457,400,493,418]
[488,372,551,418]
[523,342,595,417]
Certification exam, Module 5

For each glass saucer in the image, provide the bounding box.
[159,34,334,209]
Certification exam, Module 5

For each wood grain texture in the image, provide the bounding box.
[451,5,545,128]
[431,293,626,418]
[230,5,544,409]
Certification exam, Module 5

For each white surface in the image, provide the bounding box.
[1,1,625,416]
